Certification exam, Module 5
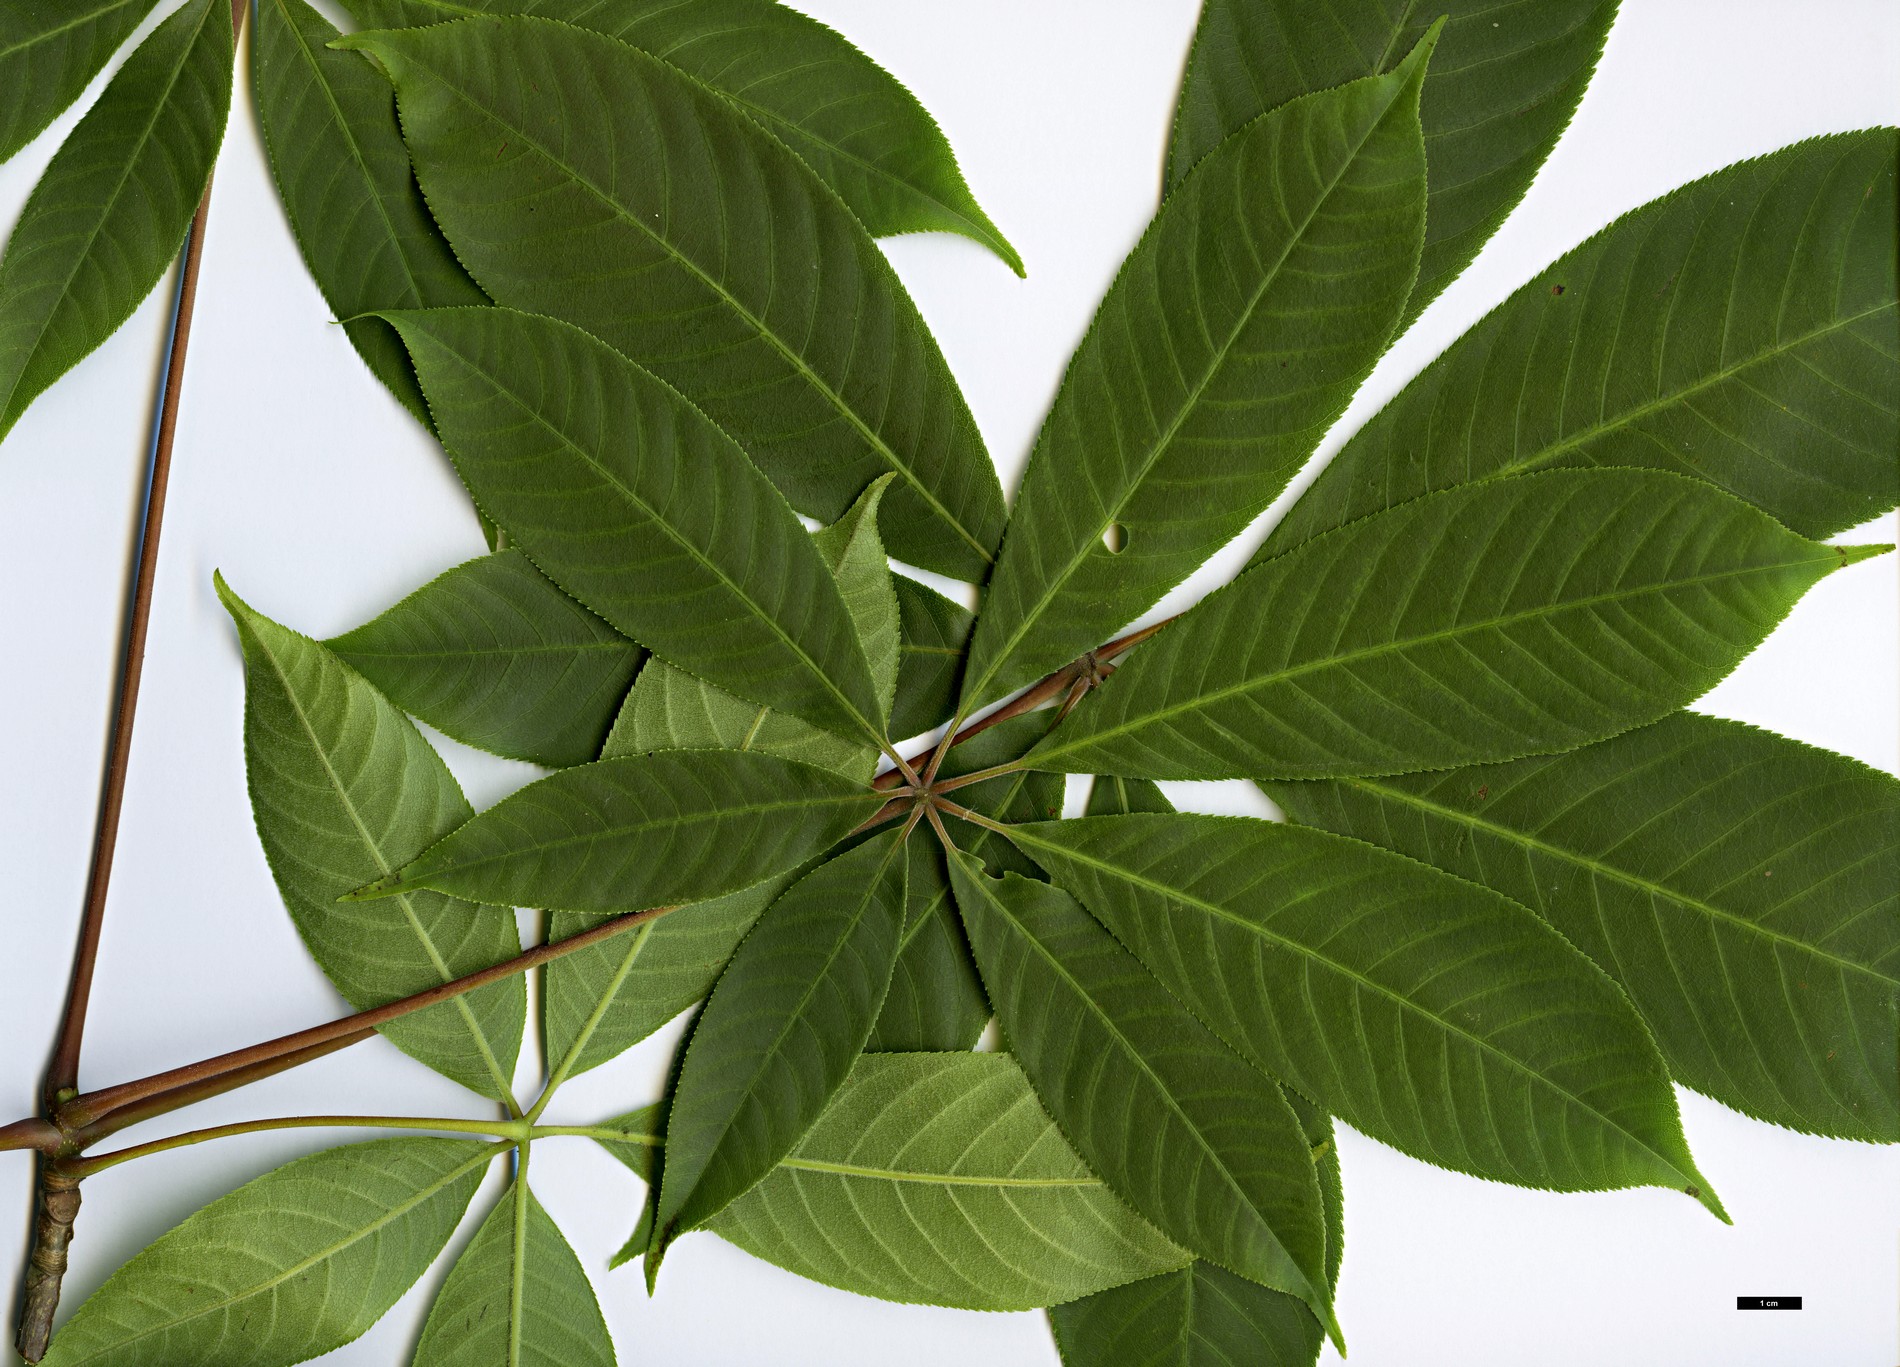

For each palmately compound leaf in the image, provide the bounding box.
[338,17,1007,581]
[950,863,1336,1343]
[890,576,974,741]
[653,830,909,1262]
[1268,130,1900,553]
[253,0,487,425]
[1008,815,1726,1216]
[0,0,158,166]
[379,306,886,745]
[711,1053,1191,1310]
[959,34,1432,713]
[1031,469,1887,781]
[1170,0,1619,322]
[0,0,231,446]
[327,549,642,769]
[1269,712,1900,1143]
[39,1138,494,1367]
[414,1176,616,1367]
[335,0,1021,273]
[346,749,882,913]
[218,576,524,1103]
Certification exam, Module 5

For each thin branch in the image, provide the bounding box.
[929,759,1030,796]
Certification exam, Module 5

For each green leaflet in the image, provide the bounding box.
[590,1103,664,1185]
[711,1053,1191,1310]
[959,36,1432,712]
[327,549,641,769]
[379,306,885,744]
[253,0,486,426]
[219,577,524,1103]
[40,1138,494,1367]
[414,1175,616,1367]
[346,750,882,912]
[1049,1261,1324,1367]
[338,17,1007,581]
[1170,0,1618,323]
[0,0,158,166]
[890,575,974,741]
[1008,815,1726,1216]
[1269,712,1900,1142]
[613,476,901,783]
[1266,130,1900,552]
[1030,469,1885,780]
[1087,775,1174,817]
[334,0,1020,272]
[653,830,909,1260]
[0,0,231,445]
[950,863,1335,1343]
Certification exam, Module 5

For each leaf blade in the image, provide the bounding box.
[0,0,159,166]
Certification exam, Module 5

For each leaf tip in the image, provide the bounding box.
[1837,541,1894,568]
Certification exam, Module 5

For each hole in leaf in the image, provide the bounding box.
[1102,522,1127,554]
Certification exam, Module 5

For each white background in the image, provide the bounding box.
[2,2,1896,1364]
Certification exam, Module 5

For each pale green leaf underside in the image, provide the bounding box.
[381,305,885,744]
[1269,712,1900,1142]
[960,40,1430,711]
[1009,815,1723,1214]
[711,1053,1191,1310]
[340,17,1006,580]
[219,577,524,1102]
[328,548,641,769]
[0,0,158,166]
[951,864,1333,1334]
[336,0,1021,272]
[41,1138,493,1367]
[0,0,231,445]
[1031,469,1870,780]
[1170,0,1619,323]
[1268,130,1900,552]
[414,1177,615,1367]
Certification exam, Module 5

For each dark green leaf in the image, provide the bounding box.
[1268,130,1900,552]
[339,17,1007,580]
[1170,0,1619,321]
[336,0,1020,272]
[219,576,524,1102]
[0,0,231,444]
[653,830,909,1258]
[711,1053,1191,1310]
[346,749,882,912]
[1008,814,1725,1215]
[1050,1260,1324,1367]
[327,549,641,768]
[890,575,973,740]
[1269,712,1900,1142]
[959,36,1432,711]
[379,306,886,743]
[950,863,1335,1340]
[253,0,486,425]
[1087,775,1174,817]
[1031,469,1885,780]
[40,1139,493,1367]
[0,0,158,166]
[413,1175,616,1367]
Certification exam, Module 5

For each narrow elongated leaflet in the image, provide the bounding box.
[1269,713,1900,1142]
[347,749,882,912]
[0,0,231,445]
[653,830,909,1261]
[711,1053,1191,1310]
[1170,0,1619,322]
[380,306,885,743]
[0,0,159,165]
[254,0,485,426]
[336,0,1021,272]
[413,1178,616,1367]
[220,578,524,1103]
[959,35,1431,712]
[1267,131,1900,552]
[328,549,641,768]
[1031,469,1886,780]
[1009,815,1725,1214]
[950,863,1336,1343]
[891,576,974,740]
[339,18,1007,580]
[38,1139,493,1367]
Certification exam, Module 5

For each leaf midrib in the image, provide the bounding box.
[777,1156,1099,1188]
